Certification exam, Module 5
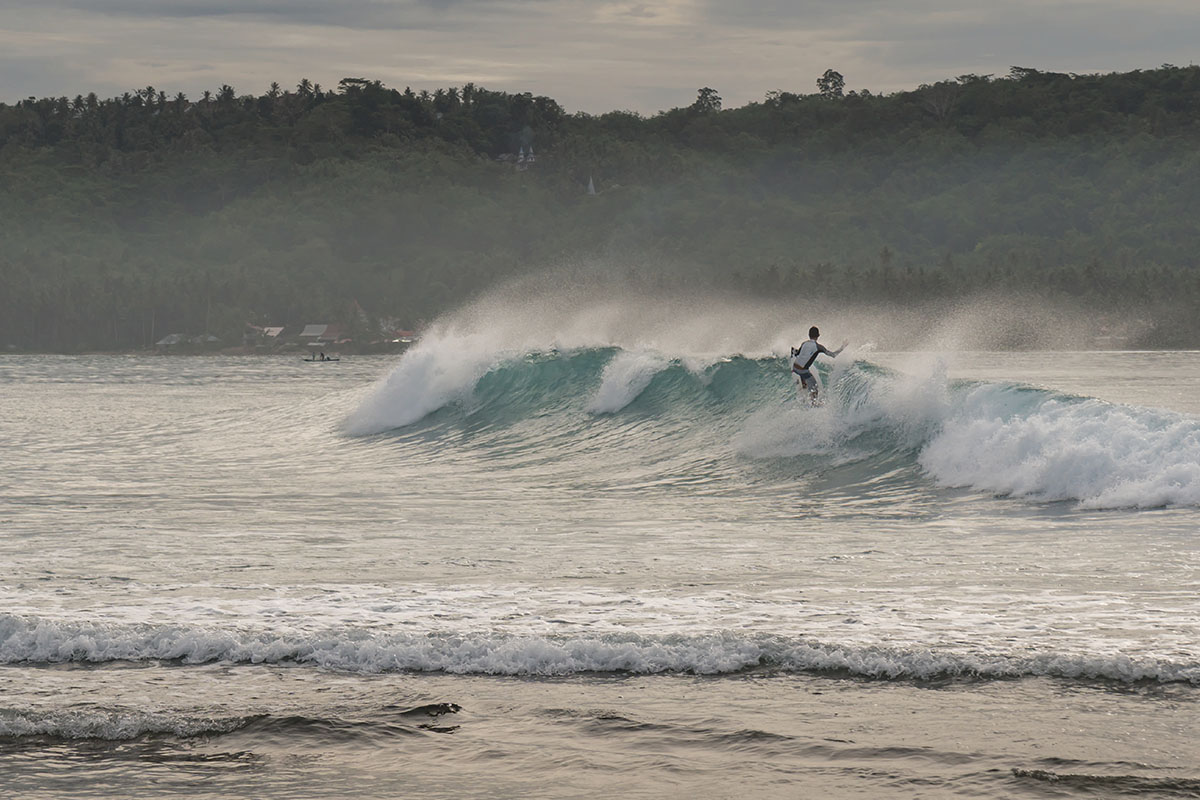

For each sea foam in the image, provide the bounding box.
[0,707,244,740]
[920,385,1200,508]
[2,616,1195,684]
[344,335,502,433]
[585,351,669,413]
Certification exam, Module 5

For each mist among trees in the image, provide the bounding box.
[3,65,1200,351]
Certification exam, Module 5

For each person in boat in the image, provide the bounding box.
[790,326,847,404]
[319,351,326,361]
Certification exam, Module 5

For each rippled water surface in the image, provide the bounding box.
[1,350,1198,799]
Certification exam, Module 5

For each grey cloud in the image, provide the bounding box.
[0,52,125,100]
[696,0,946,31]
[693,0,1200,93]
[855,4,1200,89]
[699,0,1200,36]
[1,0,552,29]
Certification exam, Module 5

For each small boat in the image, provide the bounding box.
[302,356,340,362]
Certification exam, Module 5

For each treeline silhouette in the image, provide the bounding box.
[3,66,1200,350]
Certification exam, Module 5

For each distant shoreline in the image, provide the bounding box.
[7,345,1200,357]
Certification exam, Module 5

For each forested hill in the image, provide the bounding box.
[3,66,1200,351]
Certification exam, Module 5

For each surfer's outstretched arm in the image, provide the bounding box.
[818,341,847,358]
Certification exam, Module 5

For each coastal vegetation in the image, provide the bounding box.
[3,66,1200,350]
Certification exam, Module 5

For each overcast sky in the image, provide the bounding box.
[1,0,1198,113]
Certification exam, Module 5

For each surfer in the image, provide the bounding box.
[790,326,847,405]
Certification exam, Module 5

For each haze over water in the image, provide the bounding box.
[2,298,1198,798]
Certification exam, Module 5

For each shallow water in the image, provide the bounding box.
[1,347,1198,798]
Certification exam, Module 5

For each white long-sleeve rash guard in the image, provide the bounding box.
[791,340,835,375]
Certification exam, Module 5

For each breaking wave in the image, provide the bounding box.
[2,617,1196,684]
[345,342,1200,509]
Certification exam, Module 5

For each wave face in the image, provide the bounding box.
[346,343,1200,509]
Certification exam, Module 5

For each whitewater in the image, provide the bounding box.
[2,304,1198,798]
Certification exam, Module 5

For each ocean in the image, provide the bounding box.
[2,312,1198,798]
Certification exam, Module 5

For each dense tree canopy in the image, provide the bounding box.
[2,65,1200,350]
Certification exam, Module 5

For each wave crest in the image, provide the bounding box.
[585,351,670,414]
